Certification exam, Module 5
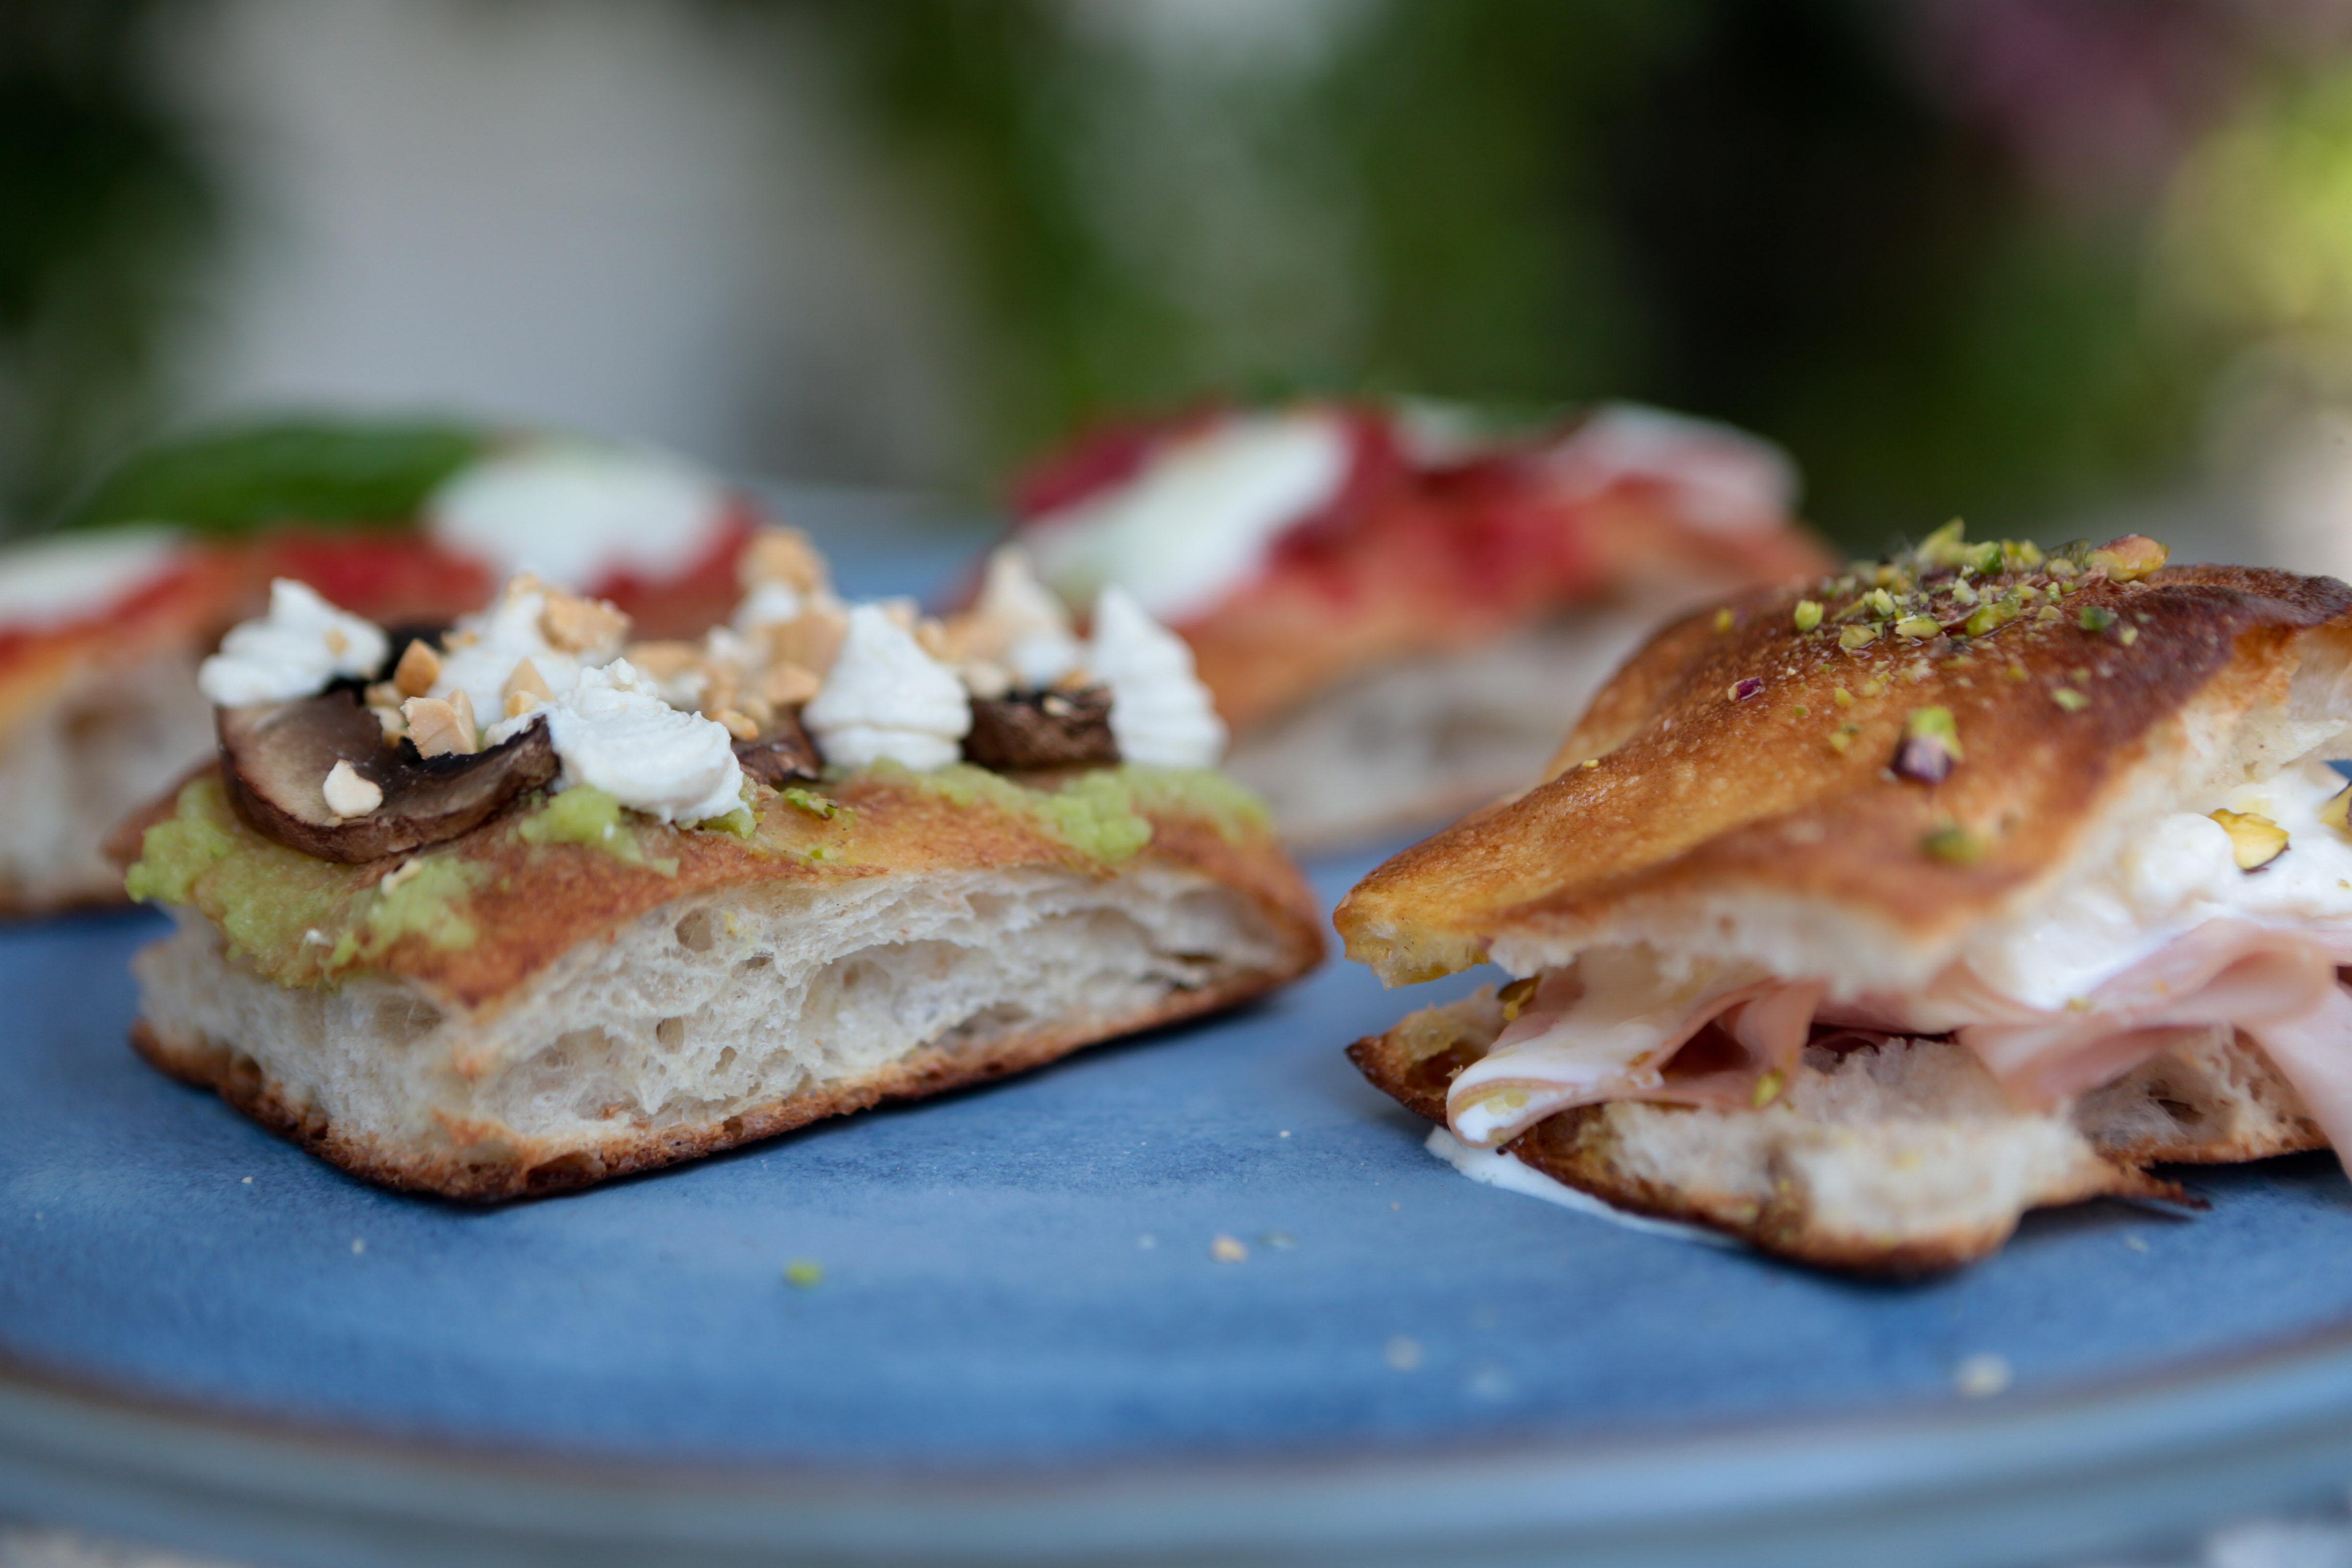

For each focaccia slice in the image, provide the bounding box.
[122,765,1322,1199]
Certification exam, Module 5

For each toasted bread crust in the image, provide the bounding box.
[1339,564,2352,983]
[1344,995,2281,1276]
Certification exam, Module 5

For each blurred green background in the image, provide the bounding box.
[8,0,2352,555]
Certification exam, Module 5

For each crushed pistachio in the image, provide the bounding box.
[1730,677,1764,702]
[780,786,841,820]
[1579,757,1600,770]
[2087,534,2168,582]
[1895,615,1942,641]
[1714,607,1734,633]
[2079,605,2118,633]
[1840,625,1878,652]
[1827,723,1859,754]
[1793,599,1824,632]
[2052,687,2089,712]
[1921,823,1988,866]
[2211,808,2289,871]
[2118,625,2139,647]
[2002,662,2029,683]
[1832,687,1855,708]
[2320,784,2350,836]
[1751,1069,1786,1109]
[1864,587,1899,620]
[1792,704,1810,718]
[1964,596,2022,638]
[1894,706,1963,783]
[1498,974,1540,1022]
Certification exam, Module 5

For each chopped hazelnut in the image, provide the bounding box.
[322,760,382,820]
[540,591,630,657]
[503,657,553,718]
[758,662,822,708]
[624,641,702,680]
[402,693,478,758]
[763,602,849,675]
[393,640,442,698]
[739,526,827,595]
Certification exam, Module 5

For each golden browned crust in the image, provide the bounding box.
[1345,998,2184,1276]
[135,943,1301,1200]
[125,766,1322,1010]
[1339,561,2352,982]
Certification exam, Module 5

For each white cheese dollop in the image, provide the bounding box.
[198,579,389,706]
[1087,587,1226,769]
[1958,757,2352,1011]
[0,527,182,631]
[801,604,971,771]
[532,659,744,824]
[431,581,589,722]
[732,579,807,633]
[1024,411,1351,623]
[972,546,1082,688]
[426,442,731,590]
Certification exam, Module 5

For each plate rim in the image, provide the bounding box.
[9,1308,2352,1567]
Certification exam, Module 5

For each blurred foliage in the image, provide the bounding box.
[64,417,489,535]
[807,0,2216,544]
[0,0,216,530]
[3,0,2339,546]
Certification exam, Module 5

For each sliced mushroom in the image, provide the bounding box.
[734,712,822,787]
[219,689,558,862]
[963,685,1118,771]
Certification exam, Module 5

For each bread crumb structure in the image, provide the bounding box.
[118,532,1322,1200]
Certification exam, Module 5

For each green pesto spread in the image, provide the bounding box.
[513,786,680,874]
[125,777,486,985]
[854,761,1268,862]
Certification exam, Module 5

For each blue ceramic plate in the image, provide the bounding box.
[6,499,2352,1568]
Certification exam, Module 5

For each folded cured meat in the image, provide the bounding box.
[1340,525,2352,1270]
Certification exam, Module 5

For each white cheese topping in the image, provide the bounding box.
[1025,410,1351,622]
[1087,587,1226,769]
[972,546,1082,688]
[533,659,744,823]
[0,527,181,631]
[198,579,389,706]
[426,441,731,589]
[1955,757,2352,1011]
[1424,1126,1732,1247]
[731,579,807,633]
[430,581,589,722]
[801,604,972,771]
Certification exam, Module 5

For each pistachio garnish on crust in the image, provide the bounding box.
[1894,706,1963,783]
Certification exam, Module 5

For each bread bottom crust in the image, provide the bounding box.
[1350,989,2324,1275]
[136,956,1292,1202]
